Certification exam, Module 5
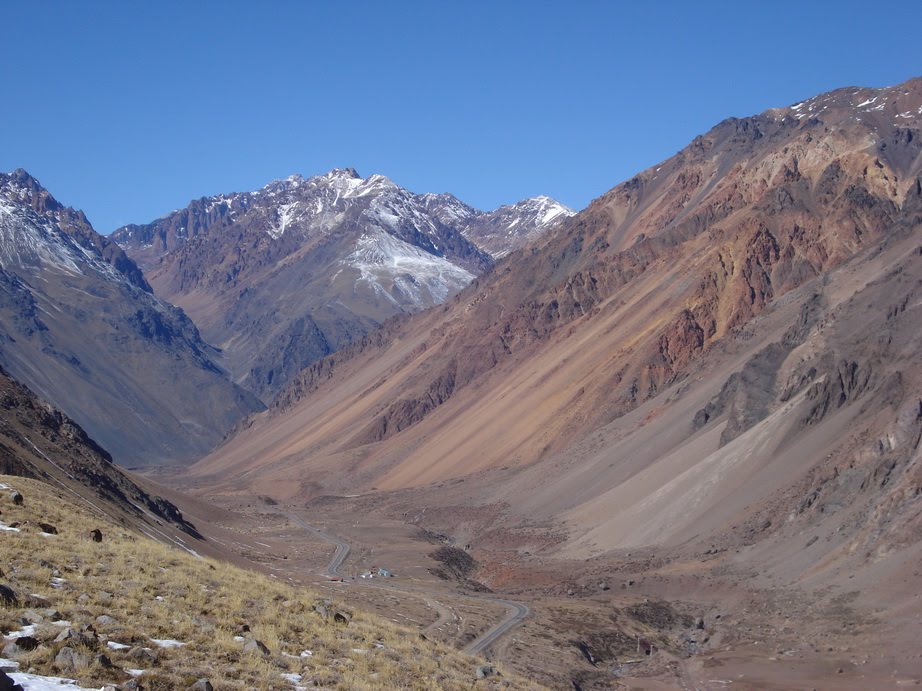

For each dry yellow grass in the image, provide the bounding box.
[0,475,541,690]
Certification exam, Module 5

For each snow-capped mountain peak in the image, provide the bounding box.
[1,171,150,290]
[459,195,576,258]
[111,167,574,399]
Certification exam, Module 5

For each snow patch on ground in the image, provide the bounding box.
[0,658,102,690]
[3,624,39,640]
[150,638,187,648]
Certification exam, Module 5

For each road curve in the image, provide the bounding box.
[422,598,454,634]
[463,597,530,655]
[285,512,350,577]
[284,510,528,655]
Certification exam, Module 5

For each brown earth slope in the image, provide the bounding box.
[186,78,922,584]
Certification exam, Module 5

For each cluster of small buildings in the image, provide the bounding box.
[359,566,394,579]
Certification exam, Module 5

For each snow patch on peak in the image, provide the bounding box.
[0,198,84,276]
[344,229,474,307]
[326,167,361,179]
[0,169,49,207]
[323,170,365,198]
[269,201,300,239]
[520,196,574,226]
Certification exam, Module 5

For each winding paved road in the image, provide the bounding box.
[285,512,350,577]
[283,511,529,655]
[462,596,530,655]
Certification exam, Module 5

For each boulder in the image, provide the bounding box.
[189,680,213,691]
[23,594,50,608]
[2,638,34,658]
[95,615,119,627]
[10,636,38,652]
[0,584,17,606]
[127,646,158,663]
[3,635,39,657]
[94,653,114,669]
[333,609,352,625]
[0,670,24,691]
[242,638,270,656]
[120,680,144,690]
[38,523,57,535]
[20,609,44,624]
[54,626,97,647]
[476,664,497,679]
[89,529,103,542]
[9,491,23,506]
[54,646,89,672]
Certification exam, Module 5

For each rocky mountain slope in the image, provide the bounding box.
[188,77,922,584]
[0,365,199,542]
[113,169,573,400]
[0,170,262,466]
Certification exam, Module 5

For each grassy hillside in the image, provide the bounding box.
[0,475,537,690]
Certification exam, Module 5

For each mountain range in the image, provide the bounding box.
[2,75,922,689]
[189,77,922,573]
[112,169,573,400]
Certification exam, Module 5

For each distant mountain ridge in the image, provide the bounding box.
[113,168,573,400]
[0,170,262,466]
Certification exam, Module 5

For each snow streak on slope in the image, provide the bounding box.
[0,198,84,276]
[344,229,475,307]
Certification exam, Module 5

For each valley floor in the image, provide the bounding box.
[149,475,922,690]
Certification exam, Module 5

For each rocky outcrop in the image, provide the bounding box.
[0,367,201,538]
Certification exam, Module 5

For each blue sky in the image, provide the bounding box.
[1,2,920,233]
